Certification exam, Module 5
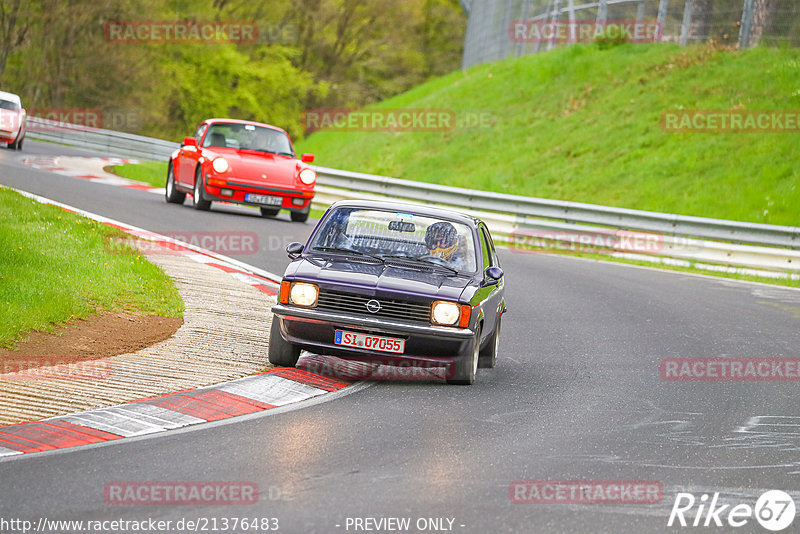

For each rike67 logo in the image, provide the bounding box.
[668,490,796,531]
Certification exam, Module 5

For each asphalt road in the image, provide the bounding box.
[1,141,800,533]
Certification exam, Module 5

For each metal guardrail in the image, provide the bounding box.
[313,166,800,250]
[26,116,178,161]
[22,117,800,276]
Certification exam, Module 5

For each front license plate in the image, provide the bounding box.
[334,330,405,354]
[245,194,282,206]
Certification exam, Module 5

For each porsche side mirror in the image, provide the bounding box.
[287,242,304,259]
[182,136,198,148]
[301,153,315,163]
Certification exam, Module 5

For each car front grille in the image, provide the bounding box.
[316,289,431,323]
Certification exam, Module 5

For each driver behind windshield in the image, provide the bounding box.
[252,129,274,151]
[425,221,460,262]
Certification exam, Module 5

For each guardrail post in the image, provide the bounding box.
[567,0,576,42]
[596,0,608,25]
[517,0,532,56]
[547,0,561,51]
[738,0,755,49]
[657,0,669,41]
[679,0,693,46]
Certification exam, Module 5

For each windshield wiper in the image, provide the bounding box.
[311,246,384,262]
[381,255,459,274]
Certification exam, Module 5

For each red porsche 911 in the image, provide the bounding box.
[166,118,316,222]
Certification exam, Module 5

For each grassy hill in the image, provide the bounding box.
[296,43,800,227]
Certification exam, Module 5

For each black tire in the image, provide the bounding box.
[260,207,280,218]
[8,135,22,150]
[290,204,310,223]
[478,318,500,369]
[165,162,186,204]
[447,326,480,385]
[268,319,301,367]
[192,167,211,211]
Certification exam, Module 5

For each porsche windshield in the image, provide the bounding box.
[309,208,478,273]
[202,122,294,155]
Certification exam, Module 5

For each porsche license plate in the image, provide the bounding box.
[245,194,282,206]
[334,330,405,354]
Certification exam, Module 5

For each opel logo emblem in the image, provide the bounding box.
[365,299,381,314]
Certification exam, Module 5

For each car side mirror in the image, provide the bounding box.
[482,266,503,286]
[182,136,198,148]
[301,153,315,163]
[286,241,304,259]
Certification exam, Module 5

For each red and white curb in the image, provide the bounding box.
[23,156,163,194]
[0,368,351,457]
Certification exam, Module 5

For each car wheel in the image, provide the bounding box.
[165,162,186,204]
[447,326,480,385]
[8,135,20,150]
[260,207,280,218]
[290,204,310,223]
[16,136,22,150]
[192,167,211,211]
[268,319,301,367]
[478,318,500,369]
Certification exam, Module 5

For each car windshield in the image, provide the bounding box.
[201,122,294,155]
[309,207,478,273]
[0,99,19,111]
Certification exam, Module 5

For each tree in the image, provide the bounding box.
[0,0,33,80]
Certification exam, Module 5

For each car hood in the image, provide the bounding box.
[208,148,301,188]
[286,257,474,302]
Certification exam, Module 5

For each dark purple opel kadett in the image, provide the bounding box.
[269,200,506,384]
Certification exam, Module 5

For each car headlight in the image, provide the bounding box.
[212,157,229,173]
[299,168,316,185]
[289,282,318,307]
[431,301,462,326]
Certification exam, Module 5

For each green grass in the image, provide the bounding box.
[0,187,183,348]
[296,43,800,227]
[108,160,167,187]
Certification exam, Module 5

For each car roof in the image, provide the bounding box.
[326,199,483,227]
[0,91,22,105]
[204,118,287,135]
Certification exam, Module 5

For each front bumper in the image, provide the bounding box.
[203,179,313,211]
[272,304,475,365]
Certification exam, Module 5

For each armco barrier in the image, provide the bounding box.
[22,117,800,276]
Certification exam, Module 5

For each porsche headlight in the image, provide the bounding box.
[299,168,317,185]
[212,157,229,173]
[289,282,318,307]
[431,301,461,326]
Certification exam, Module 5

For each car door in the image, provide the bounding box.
[478,224,504,344]
[176,123,206,186]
